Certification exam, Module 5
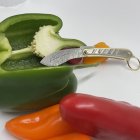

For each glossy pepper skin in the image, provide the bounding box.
[0,69,77,112]
[47,133,92,140]
[6,104,75,140]
[60,93,140,140]
[0,14,85,112]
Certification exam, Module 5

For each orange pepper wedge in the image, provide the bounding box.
[47,133,92,140]
[83,42,109,64]
[5,104,75,140]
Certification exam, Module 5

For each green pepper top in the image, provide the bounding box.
[0,13,85,71]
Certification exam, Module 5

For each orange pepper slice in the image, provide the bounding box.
[6,104,75,140]
[83,42,109,64]
[47,133,92,140]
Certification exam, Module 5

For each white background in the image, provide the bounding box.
[0,0,140,139]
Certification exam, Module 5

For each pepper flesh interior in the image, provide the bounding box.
[1,25,85,71]
[0,33,12,65]
[30,25,85,58]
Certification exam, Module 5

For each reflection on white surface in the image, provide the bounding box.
[0,112,18,140]
[0,0,27,7]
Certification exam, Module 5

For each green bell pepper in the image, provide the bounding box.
[0,14,85,112]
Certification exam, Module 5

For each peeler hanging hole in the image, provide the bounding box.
[127,56,140,71]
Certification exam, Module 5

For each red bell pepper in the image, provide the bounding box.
[60,93,140,140]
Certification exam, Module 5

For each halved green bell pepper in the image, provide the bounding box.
[0,14,85,112]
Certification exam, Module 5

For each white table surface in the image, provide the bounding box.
[0,0,140,139]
